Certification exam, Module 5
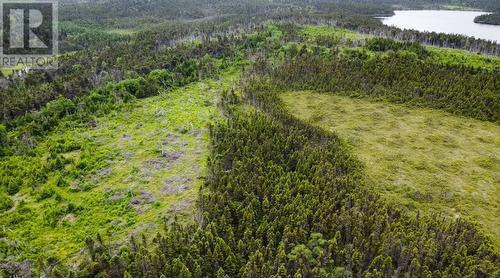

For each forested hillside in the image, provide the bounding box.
[1,0,499,276]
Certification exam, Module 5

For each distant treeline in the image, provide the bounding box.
[266,49,500,122]
[474,13,500,25]
[2,13,499,125]
[59,0,500,41]
[0,19,257,122]
[0,0,498,124]
[361,26,500,56]
[328,15,500,56]
[59,0,500,25]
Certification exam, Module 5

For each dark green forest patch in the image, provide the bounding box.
[474,13,500,25]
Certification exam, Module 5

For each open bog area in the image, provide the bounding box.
[282,91,500,248]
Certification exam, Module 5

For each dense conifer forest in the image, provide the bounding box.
[0,0,499,277]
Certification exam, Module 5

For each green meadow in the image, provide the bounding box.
[0,75,236,262]
[282,91,500,249]
[428,47,500,71]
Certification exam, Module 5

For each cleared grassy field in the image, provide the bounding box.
[301,25,367,41]
[0,75,235,261]
[282,91,500,249]
[427,47,500,71]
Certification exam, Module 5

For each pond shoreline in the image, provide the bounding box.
[379,10,500,43]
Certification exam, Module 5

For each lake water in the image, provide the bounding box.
[380,10,500,43]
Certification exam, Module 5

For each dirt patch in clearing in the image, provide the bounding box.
[123,152,133,160]
[160,151,183,161]
[117,150,134,160]
[0,261,32,278]
[169,199,193,214]
[161,184,188,195]
[142,159,171,170]
[142,151,184,172]
[121,133,132,142]
[166,176,193,185]
[60,213,77,224]
[91,167,112,183]
[129,191,157,213]
[161,133,181,146]
[155,108,166,117]
[161,176,193,195]
[109,190,126,202]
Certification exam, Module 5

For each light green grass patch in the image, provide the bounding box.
[427,47,500,71]
[0,75,237,262]
[301,25,367,41]
[105,28,136,36]
[1,64,26,76]
[282,91,500,249]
